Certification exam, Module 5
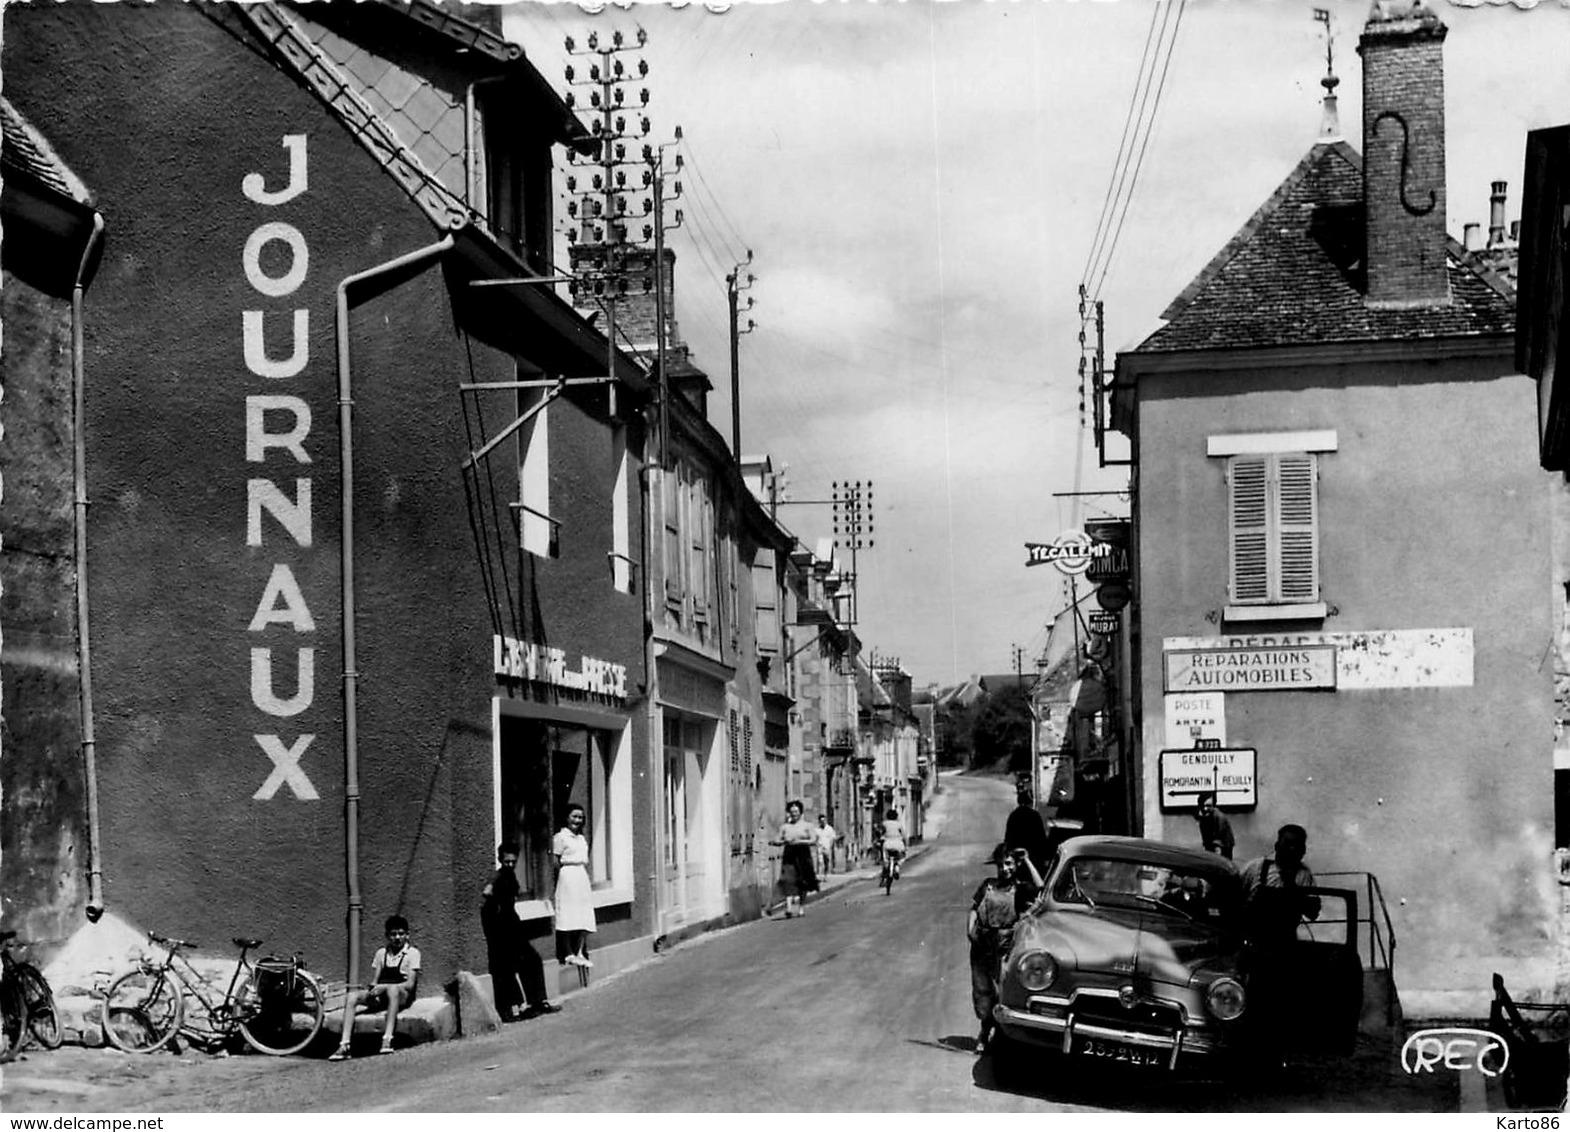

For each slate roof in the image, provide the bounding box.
[1135,140,1515,354]
[0,96,91,206]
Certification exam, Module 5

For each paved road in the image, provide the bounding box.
[0,772,1463,1112]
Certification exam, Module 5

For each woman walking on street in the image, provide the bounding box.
[771,799,819,918]
[551,803,597,968]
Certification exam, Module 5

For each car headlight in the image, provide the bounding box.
[1205,976,1246,1021]
[1016,950,1058,992]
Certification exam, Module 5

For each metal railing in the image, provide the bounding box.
[1316,871,1396,973]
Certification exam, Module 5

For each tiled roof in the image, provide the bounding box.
[0,96,91,206]
[1135,141,1515,354]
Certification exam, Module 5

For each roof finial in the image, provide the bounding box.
[1313,8,1342,142]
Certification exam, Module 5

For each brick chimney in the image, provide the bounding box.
[1358,0,1450,307]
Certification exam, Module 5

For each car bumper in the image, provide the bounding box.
[993,997,1225,1070]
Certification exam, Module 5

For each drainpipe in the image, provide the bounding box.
[73,213,107,923]
[334,231,456,983]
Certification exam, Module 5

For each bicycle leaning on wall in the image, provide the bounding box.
[99,932,325,1056]
[0,930,63,1061]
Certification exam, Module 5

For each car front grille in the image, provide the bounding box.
[1070,992,1184,1037]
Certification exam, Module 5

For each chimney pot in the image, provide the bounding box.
[1463,222,1480,252]
[1489,180,1508,247]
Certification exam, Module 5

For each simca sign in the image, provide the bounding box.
[1159,747,1257,809]
[1164,645,1336,692]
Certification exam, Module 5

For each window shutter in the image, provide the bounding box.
[1275,453,1319,601]
[1228,455,1270,604]
[753,548,779,655]
[663,468,682,605]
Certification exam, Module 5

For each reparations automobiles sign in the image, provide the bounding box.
[1163,645,1336,692]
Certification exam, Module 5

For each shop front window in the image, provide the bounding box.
[499,716,618,899]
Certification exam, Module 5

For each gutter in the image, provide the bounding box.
[73,213,107,922]
[334,229,457,984]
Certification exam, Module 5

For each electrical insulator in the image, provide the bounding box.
[675,154,684,170]
[590,63,601,81]
[673,181,682,196]
[640,90,650,107]
[639,58,649,75]
[642,144,654,162]
[615,143,626,161]
[642,199,653,215]
[565,65,575,81]
[565,92,575,108]
[567,201,578,218]
[566,176,577,192]
[564,35,576,50]
[612,29,624,46]
[637,28,647,45]
[615,170,626,188]
[640,117,651,135]
[643,224,653,241]
[613,58,624,77]
[591,91,602,108]
[674,209,683,225]
[641,169,653,187]
[592,174,604,190]
[587,31,598,49]
[614,89,625,107]
[567,227,578,242]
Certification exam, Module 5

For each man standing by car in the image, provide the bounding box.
[1238,824,1321,1060]
[1004,789,1050,875]
[1239,823,1320,945]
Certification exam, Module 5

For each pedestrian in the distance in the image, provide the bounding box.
[551,803,597,968]
[481,843,562,1021]
[1004,789,1050,875]
[814,812,838,877]
[967,844,1042,1054]
[1194,792,1235,860]
[771,799,819,918]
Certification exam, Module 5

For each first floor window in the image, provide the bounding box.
[498,715,619,899]
[1228,451,1319,606]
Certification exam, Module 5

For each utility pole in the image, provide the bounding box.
[831,480,874,627]
[642,128,684,469]
[564,27,654,418]
[726,255,756,456]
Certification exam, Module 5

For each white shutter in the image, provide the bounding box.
[753,548,780,655]
[1228,455,1270,603]
[1275,454,1319,602]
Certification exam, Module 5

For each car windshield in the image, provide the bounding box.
[1052,856,1237,923]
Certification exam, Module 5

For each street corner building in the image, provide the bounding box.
[1110,0,1560,1017]
[0,0,660,991]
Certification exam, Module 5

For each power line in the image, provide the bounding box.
[1093,0,1188,302]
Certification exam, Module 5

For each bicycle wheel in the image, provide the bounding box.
[0,974,27,1063]
[101,968,182,1053]
[881,862,894,895]
[18,966,62,1050]
[237,970,324,1056]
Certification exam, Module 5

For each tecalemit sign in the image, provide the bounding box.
[1164,645,1336,692]
[494,634,628,701]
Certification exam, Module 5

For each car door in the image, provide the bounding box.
[1276,885,1364,1056]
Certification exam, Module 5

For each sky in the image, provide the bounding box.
[503,0,1570,689]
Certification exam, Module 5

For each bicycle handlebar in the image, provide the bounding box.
[148,932,196,950]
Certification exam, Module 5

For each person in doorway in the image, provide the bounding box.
[481,843,562,1022]
[551,803,597,968]
[1004,789,1050,875]
[771,799,820,918]
[1193,792,1235,860]
[329,915,420,1060]
[814,813,839,877]
[967,844,1042,1054]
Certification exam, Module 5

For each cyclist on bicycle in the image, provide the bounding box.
[878,808,906,880]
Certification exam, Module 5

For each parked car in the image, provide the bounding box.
[989,835,1362,1082]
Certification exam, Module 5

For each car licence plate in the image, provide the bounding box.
[1075,1037,1167,1068]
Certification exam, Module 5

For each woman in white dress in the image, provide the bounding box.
[551,803,597,968]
